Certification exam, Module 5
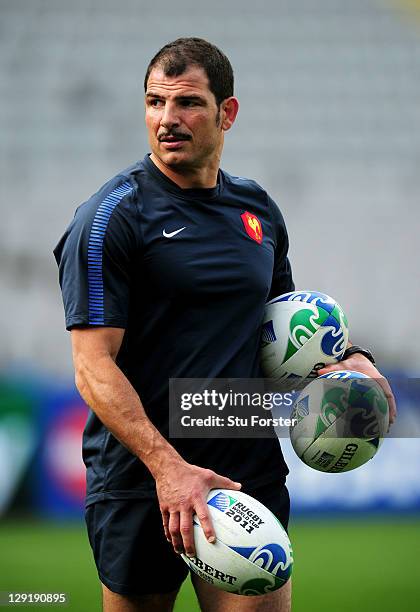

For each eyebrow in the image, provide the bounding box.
[145,92,206,103]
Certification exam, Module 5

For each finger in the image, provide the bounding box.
[168,511,183,554]
[383,390,397,425]
[194,498,216,544]
[180,508,195,558]
[388,394,397,425]
[375,377,397,426]
[210,474,242,491]
[317,363,343,375]
[161,509,171,543]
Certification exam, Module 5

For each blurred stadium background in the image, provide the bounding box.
[1,0,420,610]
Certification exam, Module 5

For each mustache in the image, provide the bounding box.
[158,131,191,141]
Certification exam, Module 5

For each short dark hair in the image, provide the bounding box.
[144,37,234,106]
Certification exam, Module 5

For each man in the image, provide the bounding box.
[54,38,396,612]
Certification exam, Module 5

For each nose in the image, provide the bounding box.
[160,101,180,130]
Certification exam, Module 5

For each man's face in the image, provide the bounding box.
[145,65,226,171]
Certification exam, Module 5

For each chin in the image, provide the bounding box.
[159,151,193,168]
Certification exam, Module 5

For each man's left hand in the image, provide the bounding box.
[317,354,397,426]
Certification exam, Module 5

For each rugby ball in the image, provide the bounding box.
[181,489,293,596]
[261,291,349,381]
[289,370,389,472]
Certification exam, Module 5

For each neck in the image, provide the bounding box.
[150,153,220,189]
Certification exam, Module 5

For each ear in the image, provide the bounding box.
[220,97,239,131]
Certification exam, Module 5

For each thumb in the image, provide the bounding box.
[212,474,242,491]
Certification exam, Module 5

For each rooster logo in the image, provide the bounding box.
[241,212,263,244]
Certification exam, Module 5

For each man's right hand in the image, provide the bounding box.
[154,458,241,558]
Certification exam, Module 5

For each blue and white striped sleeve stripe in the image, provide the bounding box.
[87,181,134,325]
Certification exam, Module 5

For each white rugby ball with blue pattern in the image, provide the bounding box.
[181,489,293,595]
[261,291,349,380]
[289,371,389,472]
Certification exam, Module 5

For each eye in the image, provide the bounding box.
[149,98,164,108]
[181,99,198,107]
